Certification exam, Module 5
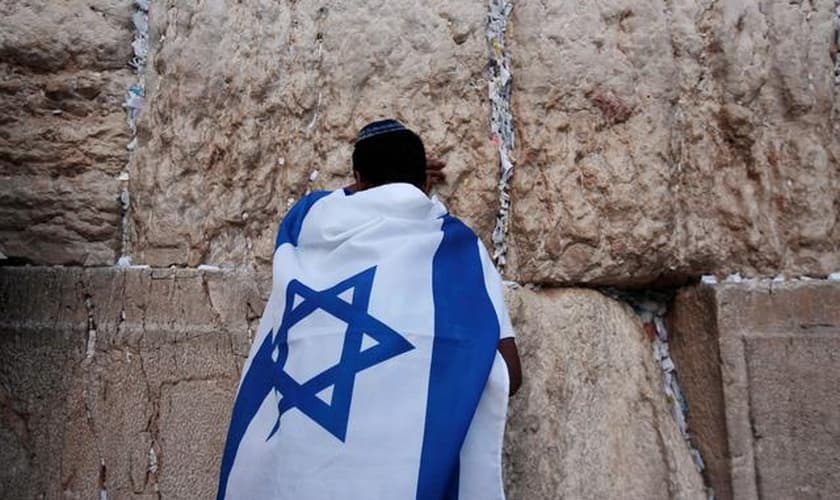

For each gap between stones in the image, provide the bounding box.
[80,284,109,500]
[117,0,150,267]
[604,288,712,498]
[835,1,840,84]
[483,2,714,486]
[487,0,515,269]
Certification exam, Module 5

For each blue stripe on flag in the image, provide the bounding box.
[417,215,500,500]
[219,190,332,498]
[275,190,332,248]
[217,332,276,500]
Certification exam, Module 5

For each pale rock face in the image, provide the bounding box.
[508,0,840,285]
[503,287,706,499]
[2,0,837,285]
[0,0,135,265]
[130,0,497,268]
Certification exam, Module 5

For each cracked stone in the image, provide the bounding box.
[130,1,498,268]
[507,0,839,285]
[503,287,706,499]
[0,0,136,265]
[0,268,251,497]
[1,267,709,498]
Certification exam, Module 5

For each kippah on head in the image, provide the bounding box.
[356,119,408,143]
[352,119,426,189]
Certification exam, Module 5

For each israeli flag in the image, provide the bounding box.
[218,184,514,499]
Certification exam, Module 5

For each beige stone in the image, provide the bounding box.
[669,280,840,500]
[130,1,498,268]
[0,1,135,265]
[4,0,837,285]
[0,267,263,498]
[1,267,710,498]
[504,286,706,499]
[508,0,840,285]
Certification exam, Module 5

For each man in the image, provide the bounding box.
[218,119,521,500]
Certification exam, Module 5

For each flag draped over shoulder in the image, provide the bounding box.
[218,184,515,500]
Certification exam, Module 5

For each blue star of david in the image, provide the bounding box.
[262,266,414,441]
[217,267,413,495]
[266,267,416,443]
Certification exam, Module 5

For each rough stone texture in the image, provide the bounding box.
[0,267,268,498]
[3,0,837,284]
[667,285,732,499]
[0,1,135,265]
[669,279,840,500]
[504,286,706,499]
[130,1,497,268]
[1,3,839,500]
[1,268,708,498]
[508,0,840,285]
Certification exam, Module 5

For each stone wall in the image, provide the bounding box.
[1,1,839,499]
[130,1,498,268]
[669,279,840,499]
[0,268,263,498]
[508,0,840,285]
[0,1,135,265]
[0,267,705,499]
[504,287,705,499]
[1,0,836,284]
[129,0,840,284]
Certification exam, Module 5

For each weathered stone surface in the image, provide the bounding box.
[0,267,268,498]
[667,285,732,499]
[0,280,83,498]
[130,1,497,268]
[0,1,135,265]
[508,0,840,285]
[5,0,837,283]
[504,287,705,499]
[1,268,709,498]
[669,280,840,500]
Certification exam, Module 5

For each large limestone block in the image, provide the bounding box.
[669,280,840,500]
[504,287,706,499]
[0,269,87,499]
[0,1,135,265]
[0,267,267,498]
[131,1,497,268]
[509,0,840,285]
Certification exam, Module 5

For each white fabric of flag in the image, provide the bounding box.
[218,184,514,500]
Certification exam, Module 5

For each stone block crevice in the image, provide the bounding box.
[487,0,516,270]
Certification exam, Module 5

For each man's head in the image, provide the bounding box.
[352,119,426,191]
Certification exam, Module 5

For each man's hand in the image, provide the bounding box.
[425,157,447,189]
[498,337,522,396]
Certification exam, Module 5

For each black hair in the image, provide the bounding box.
[352,129,426,189]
